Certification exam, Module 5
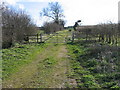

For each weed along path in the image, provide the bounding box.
[3,43,77,88]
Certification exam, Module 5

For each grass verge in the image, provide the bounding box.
[67,41,120,88]
[2,43,48,80]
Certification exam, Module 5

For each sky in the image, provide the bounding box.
[1,0,120,26]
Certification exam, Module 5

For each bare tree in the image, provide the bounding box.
[40,2,65,34]
[40,2,64,24]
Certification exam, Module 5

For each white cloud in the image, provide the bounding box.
[1,0,25,10]
[18,4,24,9]
[2,0,18,5]
[20,0,58,2]
[2,0,58,3]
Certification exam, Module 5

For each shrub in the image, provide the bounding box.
[43,22,63,34]
[2,3,37,48]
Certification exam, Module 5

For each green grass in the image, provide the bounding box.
[2,30,71,88]
[35,56,57,88]
[21,44,68,88]
[37,30,44,34]
[2,30,69,79]
[67,43,100,88]
[2,43,48,80]
[67,41,120,88]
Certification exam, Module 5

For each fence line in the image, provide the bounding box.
[24,33,57,43]
[24,32,73,43]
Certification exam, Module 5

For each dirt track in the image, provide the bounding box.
[3,44,77,88]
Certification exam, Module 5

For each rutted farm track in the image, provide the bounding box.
[3,44,77,88]
[2,31,77,88]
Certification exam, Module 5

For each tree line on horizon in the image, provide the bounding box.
[75,21,119,45]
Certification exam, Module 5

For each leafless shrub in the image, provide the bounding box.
[43,21,63,34]
[2,3,37,48]
[76,22,118,45]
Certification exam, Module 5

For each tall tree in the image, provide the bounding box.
[40,2,64,24]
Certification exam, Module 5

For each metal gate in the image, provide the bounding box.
[24,31,73,44]
[46,32,72,43]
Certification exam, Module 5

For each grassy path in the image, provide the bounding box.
[3,43,77,88]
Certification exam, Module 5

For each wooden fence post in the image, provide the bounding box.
[72,32,74,42]
[40,33,42,42]
[57,33,58,44]
[28,35,29,43]
[37,34,39,43]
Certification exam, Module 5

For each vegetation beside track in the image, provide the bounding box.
[67,41,120,88]
[2,43,47,80]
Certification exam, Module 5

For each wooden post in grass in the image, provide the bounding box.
[28,35,29,43]
[72,32,74,42]
[40,33,42,42]
[55,33,58,44]
[37,34,39,43]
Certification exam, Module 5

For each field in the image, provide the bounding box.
[67,41,120,88]
[2,29,120,88]
[2,1,120,89]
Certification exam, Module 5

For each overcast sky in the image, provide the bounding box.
[2,0,120,26]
